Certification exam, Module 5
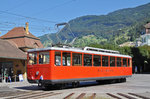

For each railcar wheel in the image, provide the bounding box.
[38,83,42,87]
[43,84,53,90]
[56,83,67,89]
[116,78,126,83]
[60,83,67,89]
[109,79,116,84]
[121,78,126,82]
[115,79,121,83]
[96,80,103,84]
[72,82,79,88]
[38,82,44,87]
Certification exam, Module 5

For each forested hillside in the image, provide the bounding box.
[39,3,150,47]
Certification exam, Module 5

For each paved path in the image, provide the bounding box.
[0,74,150,99]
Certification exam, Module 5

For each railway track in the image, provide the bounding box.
[63,92,150,99]
[0,91,150,99]
[0,91,61,99]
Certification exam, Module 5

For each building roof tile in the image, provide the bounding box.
[0,39,26,59]
[0,27,39,39]
[0,27,43,49]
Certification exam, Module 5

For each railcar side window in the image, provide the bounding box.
[102,56,108,67]
[63,52,71,66]
[72,53,82,66]
[93,55,101,66]
[128,58,130,67]
[55,52,61,66]
[84,54,92,66]
[28,53,37,65]
[123,58,127,67]
[117,57,121,67]
[110,57,115,67]
[39,52,50,64]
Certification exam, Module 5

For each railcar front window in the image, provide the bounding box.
[28,53,37,65]
[123,58,127,67]
[93,55,101,66]
[55,52,61,66]
[102,56,108,67]
[39,52,50,64]
[84,54,92,66]
[110,57,115,67]
[72,53,82,66]
[63,52,71,66]
[117,57,121,67]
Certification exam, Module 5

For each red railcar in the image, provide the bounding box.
[27,46,132,87]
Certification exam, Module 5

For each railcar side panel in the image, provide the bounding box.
[27,48,132,84]
[50,66,132,81]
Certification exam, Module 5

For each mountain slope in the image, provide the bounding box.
[39,3,150,47]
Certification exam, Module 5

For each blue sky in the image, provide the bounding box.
[0,0,150,36]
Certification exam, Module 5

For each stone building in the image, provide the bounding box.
[0,39,26,82]
[0,23,43,82]
[0,22,43,52]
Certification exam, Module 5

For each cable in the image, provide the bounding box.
[0,21,55,30]
[0,22,57,34]
[0,10,58,23]
[0,29,9,32]
[31,0,75,16]
[4,0,32,12]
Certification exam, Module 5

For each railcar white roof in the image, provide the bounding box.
[28,47,131,58]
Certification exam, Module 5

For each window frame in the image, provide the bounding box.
[110,56,116,67]
[117,57,122,67]
[28,52,37,65]
[62,51,71,66]
[84,53,92,67]
[128,58,131,67]
[38,51,50,65]
[123,58,127,67]
[72,52,82,66]
[93,54,101,67]
[102,55,108,67]
[55,51,62,66]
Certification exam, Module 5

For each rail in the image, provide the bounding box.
[0,91,150,99]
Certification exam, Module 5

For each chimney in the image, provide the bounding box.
[25,22,29,34]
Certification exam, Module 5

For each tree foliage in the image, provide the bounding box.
[39,3,150,47]
[89,44,150,72]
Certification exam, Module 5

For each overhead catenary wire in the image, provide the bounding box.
[1,0,32,13]
[0,29,9,32]
[0,21,54,28]
[31,0,76,16]
[0,0,77,37]
[0,26,54,33]
[0,10,58,23]
[0,21,54,29]
[0,0,78,37]
[0,22,57,35]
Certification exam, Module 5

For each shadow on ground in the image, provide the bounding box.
[14,80,125,91]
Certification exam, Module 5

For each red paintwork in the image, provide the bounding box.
[27,50,132,82]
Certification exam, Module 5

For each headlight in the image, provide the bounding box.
[36,71,39,76]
